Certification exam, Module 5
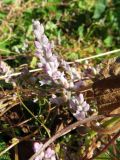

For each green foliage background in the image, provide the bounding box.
[0,0,120,65]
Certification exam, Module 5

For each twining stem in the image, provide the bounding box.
[17,89,51,138]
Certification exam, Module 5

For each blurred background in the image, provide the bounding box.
[0,0,120,67]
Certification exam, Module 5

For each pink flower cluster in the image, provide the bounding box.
[69,93,90,120]
[0,60,16,86]
[33,142,56,160]
[33,20,69,88]
[33,20,84,90]
[33,20,90,120]
[0,60,13,80]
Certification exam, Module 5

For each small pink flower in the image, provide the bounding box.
[33,142,43,152]
[33,142,44,160]
[44,147,55,159]
[69,93,90,120]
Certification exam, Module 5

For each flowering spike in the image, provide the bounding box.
[69,93,90,120]
[33,20,70,88]
[33,142,56,160]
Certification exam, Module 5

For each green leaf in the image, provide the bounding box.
[45,21,57,31]
[30,57,37,68]
[104,36,113,47]
[3,0,15,4]
[46,0,61,11]
[0,42,11,55]
[78,25,84,39]
[93,0,106,19]
[0,12,6,19]
[26,24,33,37]
[66,52,79,61]
[0,139,11,160]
